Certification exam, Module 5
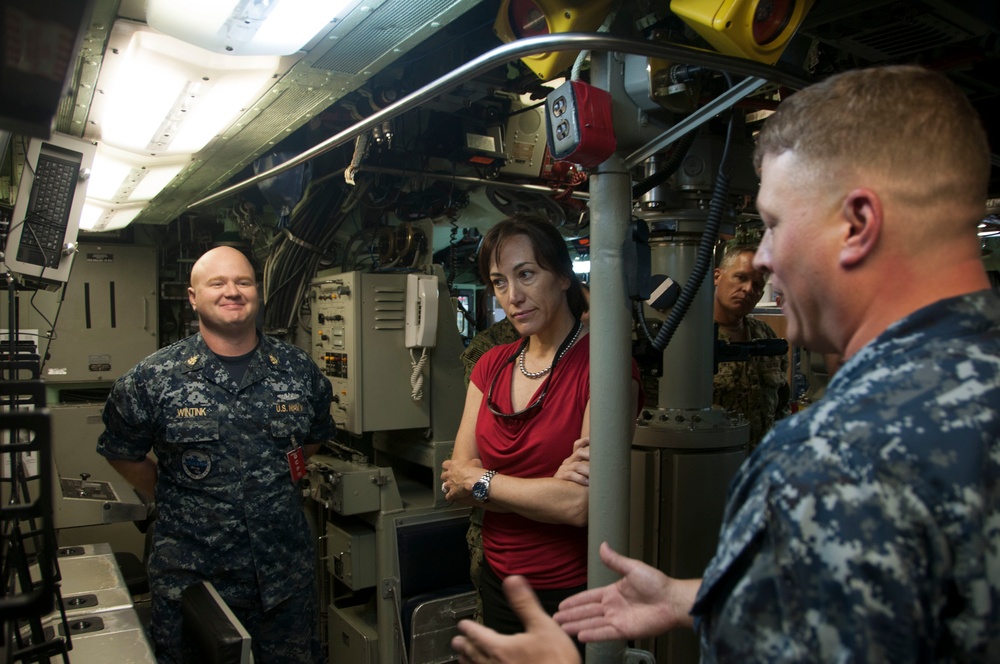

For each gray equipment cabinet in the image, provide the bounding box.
[3,243,159,383]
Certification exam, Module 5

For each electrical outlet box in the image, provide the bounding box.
[545,80,616,168]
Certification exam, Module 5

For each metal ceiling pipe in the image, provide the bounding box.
[356,165,590,200]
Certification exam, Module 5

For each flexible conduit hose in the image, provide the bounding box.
[650,112,735,352]
[631,130,697,200]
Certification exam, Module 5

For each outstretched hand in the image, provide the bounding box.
[554,542,700,642]
[451,575,581,664]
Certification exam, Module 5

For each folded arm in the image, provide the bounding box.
[442,385,591,526]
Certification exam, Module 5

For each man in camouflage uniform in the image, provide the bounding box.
[99,246,334,664]
[461,317,521,387]
[712,244,790,450]
[453,66,1000,664]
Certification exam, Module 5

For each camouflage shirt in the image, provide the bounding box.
[693,290,1000,662]
[460,317,521,384]
[97,332,335,610]
[714,316,790,450]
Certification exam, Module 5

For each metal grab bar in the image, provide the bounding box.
[188,32,811,209]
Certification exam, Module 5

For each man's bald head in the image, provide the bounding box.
[190,246,255,288]
[187,246,260,343]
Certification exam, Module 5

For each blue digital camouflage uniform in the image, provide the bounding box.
[98,331,335,664]
[714,316,790,451]
[692,290,1000,662]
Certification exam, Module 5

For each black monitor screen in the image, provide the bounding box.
[181,581,252,664]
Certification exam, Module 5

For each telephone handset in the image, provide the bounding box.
[405,273,439,348]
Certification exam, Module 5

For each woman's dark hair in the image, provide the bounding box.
[478,214,586,320]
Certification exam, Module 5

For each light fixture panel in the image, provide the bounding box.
[80,200,145,232]
[89,145,188,204]
[146,0,356,56]
[86,20,284,157]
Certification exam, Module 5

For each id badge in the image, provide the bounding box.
[287,446,307,482]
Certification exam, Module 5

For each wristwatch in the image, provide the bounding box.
[472,470,497,503]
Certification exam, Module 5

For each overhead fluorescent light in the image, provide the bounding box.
[146,0,356,56]
[87,20,284,156]
[87,145,188,204]
[80,200,146,232]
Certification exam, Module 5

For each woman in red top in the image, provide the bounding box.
[441,215,641,637]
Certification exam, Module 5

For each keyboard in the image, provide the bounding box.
[16,144,83,268]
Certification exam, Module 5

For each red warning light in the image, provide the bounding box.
[752,0,794,45]
[509,0,549,38]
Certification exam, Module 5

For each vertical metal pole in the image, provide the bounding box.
[586,107,635,662]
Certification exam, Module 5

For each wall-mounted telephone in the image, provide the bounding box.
[405,273,439,348]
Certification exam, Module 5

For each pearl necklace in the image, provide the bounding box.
[518,320,582,380]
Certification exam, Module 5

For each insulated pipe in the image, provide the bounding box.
[188,33,809,210]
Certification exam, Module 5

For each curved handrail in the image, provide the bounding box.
[188,32,811,209]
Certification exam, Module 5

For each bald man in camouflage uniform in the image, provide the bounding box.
[454,66,1000,664]
[713,244,790,451]
[99,246,334,663]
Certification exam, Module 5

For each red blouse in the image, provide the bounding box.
[471,334,641,588]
